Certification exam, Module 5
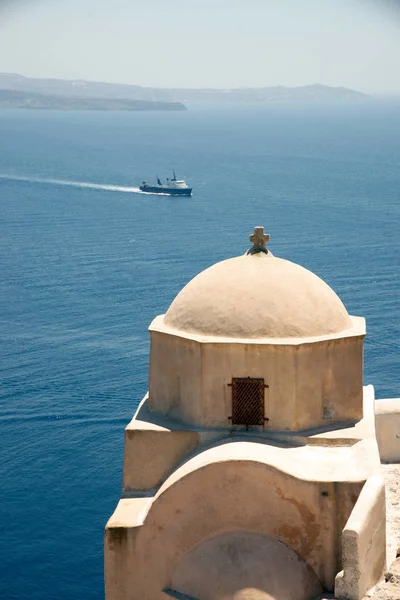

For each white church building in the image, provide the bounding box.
[105,227,400,600]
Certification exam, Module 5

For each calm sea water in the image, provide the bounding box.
[0,104,399,599]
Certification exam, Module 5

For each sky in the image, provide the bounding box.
[0,0,400,93]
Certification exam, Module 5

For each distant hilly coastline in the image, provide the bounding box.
[0,73,371,111]
[0,89,186,112]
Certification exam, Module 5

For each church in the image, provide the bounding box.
[105,227,399,600]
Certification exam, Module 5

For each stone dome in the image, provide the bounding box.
[163,248,352,340]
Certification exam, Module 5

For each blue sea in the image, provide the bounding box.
[0,103,399,599]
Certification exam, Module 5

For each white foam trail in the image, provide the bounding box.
[0,174,149,194]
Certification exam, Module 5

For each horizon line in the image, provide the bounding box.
[2,72,400,96]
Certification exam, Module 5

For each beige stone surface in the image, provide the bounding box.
[148,245,365,432]
[335,475,386,600]
[382,464,400,567]
[104,233,391,600]
[132,459,337,597]
[123,426,200,492]
[120,433,383,599]
[105,385,387,600]
[163,252,352,339]
[170,531,322,600]
[140,384,376,442]
[370,558,400,600]
[153,438,380,486]
[311,385,376,442]
[339,465,400,600]
[106,498,151,529]
[105,498,152,600]
[148,327,365,430]
[375,399,400,463]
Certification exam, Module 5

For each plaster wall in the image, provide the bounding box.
[148,332,202,424]
[375,399,400,463]
[105,498,149,600]
[105,526,139,600]
[200,341,297,430]
[128,461,345,598]
[106,434,376,600]
[169,531,323,600]
[149,330,364,431]
[123,428,200,492]
[294,337,363,429]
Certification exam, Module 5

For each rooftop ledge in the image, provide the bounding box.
[149,314,366,345]
[127,385,377,444]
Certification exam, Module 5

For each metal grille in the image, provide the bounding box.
[230,377,265,426]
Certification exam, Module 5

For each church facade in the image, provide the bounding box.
[105,227,397,600]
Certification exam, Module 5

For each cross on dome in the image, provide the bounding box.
[247,226,270,255]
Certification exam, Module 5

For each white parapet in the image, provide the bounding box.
[335,474,386,600]
[375,399,400,463]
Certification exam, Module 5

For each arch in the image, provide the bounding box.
[132,452,336,597]
[168,531,322,600]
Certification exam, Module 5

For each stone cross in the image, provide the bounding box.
[249,226,270,250]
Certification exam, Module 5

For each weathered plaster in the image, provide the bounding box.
[163,252,353,339]
[105,237,389,600]
[148,322,365,431]
[375,399,400,463]
[335,475,386,600]
[170,531,322,600]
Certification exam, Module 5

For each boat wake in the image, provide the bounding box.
[0,174,150,195]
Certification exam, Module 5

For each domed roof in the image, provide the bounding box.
[163,229,352,340]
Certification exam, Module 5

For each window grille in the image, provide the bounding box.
[229,377,267,426]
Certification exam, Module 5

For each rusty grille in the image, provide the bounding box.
[230,377,265,426]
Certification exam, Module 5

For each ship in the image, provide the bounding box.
[139,171,192,196]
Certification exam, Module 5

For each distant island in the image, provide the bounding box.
[0,88,186,112]
[0,73,371,110]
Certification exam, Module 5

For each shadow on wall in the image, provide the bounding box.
[165,530,322,600]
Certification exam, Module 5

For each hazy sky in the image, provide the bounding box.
[0,0,400,92]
